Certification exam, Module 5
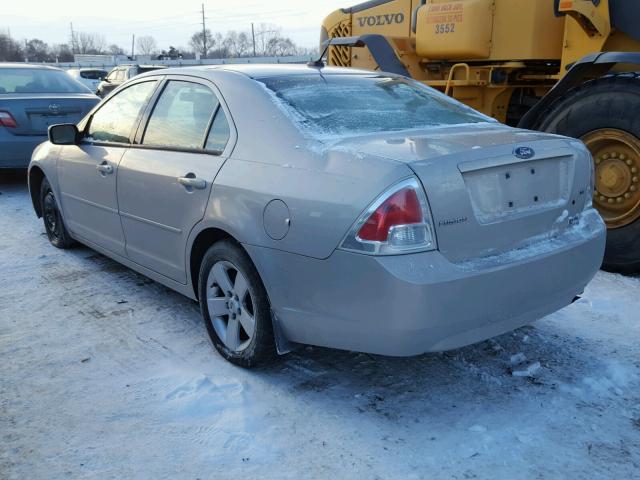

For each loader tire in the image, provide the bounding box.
[537,74,640,275]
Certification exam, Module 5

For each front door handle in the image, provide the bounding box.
[177,175,207,190]
[96,162,114,175]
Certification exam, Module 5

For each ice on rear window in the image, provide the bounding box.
[257,74,493,140]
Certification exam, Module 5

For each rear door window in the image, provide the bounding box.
[87,81,157,143]
[80,70,107,80]
[142,80,218,150]
[106,69,119,82]
[205,107,231,152]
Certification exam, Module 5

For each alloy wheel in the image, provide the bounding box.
[206,261,256,352]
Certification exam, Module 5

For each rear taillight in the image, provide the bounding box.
[340,178,436,255]
[0,111,17,128]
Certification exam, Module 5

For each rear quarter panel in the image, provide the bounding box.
[206,150,412,259]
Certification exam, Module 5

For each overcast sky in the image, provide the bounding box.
[2,0,349,50]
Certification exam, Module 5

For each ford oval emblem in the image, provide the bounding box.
[514,146,535,159]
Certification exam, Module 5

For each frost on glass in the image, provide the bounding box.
[258,74,493,140]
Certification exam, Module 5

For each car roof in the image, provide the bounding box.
[148,63,383,80]
[117,64,166,69]
[0,63,63,71]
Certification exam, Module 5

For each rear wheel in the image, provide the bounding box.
[40,178,75,249]
[198,240,275,368]
[538,74,640,274]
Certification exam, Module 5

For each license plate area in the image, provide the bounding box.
[28,114,70,132]
[462,156,573,224]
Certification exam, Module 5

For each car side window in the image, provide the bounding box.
[143,80,218,150]
[86,81,157,144]
[205,107,231,152]
[106,69,118,82]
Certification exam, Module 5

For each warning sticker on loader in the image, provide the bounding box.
[426,2,464,29]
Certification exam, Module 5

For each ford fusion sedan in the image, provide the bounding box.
[1,64,99,168]
[28,65,606,367]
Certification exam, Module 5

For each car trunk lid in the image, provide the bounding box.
[0,93,99,136]
[331,125,592,263]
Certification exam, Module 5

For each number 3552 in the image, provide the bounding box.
[435,23,455,34]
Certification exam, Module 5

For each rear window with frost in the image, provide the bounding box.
[258,74,491,137]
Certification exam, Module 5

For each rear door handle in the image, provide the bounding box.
[96,162,114,175]
[177,175,207,190]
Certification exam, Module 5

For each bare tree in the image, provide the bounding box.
[51,43,74,62]
[266,36,297,57]
[26,39,52,62]
[187,25,310,60]
[137,36,158,56]
[254,23,281,56]
[0,33,24,61]
[108,44,125,55]
[190,29,213,58]
[76,32,106,54]
[223,31,251,58]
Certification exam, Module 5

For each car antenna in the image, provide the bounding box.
[308,42,330,68]
[308,37,364,69]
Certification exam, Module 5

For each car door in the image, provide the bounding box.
[117,77,234,283]
[57,79,159,256]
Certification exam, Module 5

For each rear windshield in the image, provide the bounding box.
[0,68,90,94]
[258,74,491,138]
[80,70,107,80]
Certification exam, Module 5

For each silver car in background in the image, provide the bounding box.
[28,65,606,367]
[0,64,99,168]
[66,68,108,94]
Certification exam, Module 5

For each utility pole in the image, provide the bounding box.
[131,34,135,58]
[69,22,76,54]
[201,3,207,59]
[251,22,256,57]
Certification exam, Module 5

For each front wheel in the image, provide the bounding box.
[538,74,640,274]
[198,240,275,368]
[40,178,75,249]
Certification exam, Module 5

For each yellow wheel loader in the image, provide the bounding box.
[321,0,640,273]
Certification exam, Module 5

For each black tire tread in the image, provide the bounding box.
[537,74,640,274]
[198,239,276,368]
[40,177,75,249]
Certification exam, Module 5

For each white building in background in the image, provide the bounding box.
[72,54,132,64]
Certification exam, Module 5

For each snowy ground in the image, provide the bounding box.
[1,175,639,480]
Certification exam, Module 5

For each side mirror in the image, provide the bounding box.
[49,124,79,145]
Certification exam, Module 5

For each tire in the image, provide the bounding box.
[537,74,640,274]
[198,240,275,368]
[40,178,75,249]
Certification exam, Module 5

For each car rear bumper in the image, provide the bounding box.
[0,131,47,168]
[246,208,606,356]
